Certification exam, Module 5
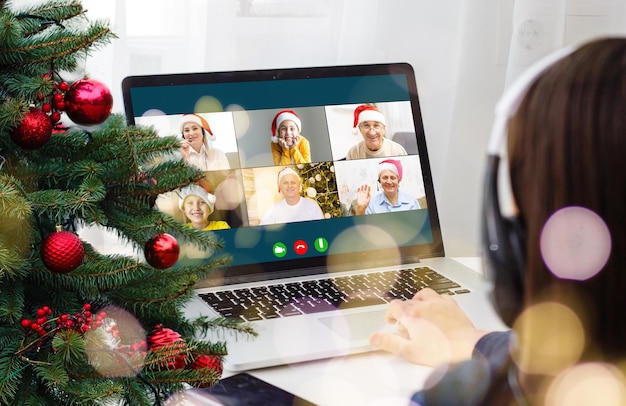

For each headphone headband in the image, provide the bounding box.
[488,46,576,156]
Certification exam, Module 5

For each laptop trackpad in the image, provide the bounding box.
[318,310,387,342]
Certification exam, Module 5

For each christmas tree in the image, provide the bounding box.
[0,1,254,404]
[296,162,341,218]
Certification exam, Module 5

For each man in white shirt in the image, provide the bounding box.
[260,167,324,225]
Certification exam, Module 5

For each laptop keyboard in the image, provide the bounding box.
[198,266,469,322]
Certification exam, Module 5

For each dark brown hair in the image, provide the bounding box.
[508,38,626,359]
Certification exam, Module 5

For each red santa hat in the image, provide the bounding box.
[352,105,386,135]
[271,110,301,143]
[378,159,402,181]
[276,167,300,192]
[180,113,215,141]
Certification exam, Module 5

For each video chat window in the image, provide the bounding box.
[137,100,426,233]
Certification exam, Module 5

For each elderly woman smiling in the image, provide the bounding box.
[354,159,420,215]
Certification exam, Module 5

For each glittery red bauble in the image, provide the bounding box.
[144,233,179,269]
[41,230,84,273]
[191,354,223,387]
[148,326,187,369]
[191,354,223,375]
[10,107,52,149]
[64,78,113,125]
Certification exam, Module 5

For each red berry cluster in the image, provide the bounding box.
[20,303,107,339]
[58,303,108,333]
[20,305,53,338]
[126,339,148,358]
[110,336,148,365]
[37,72,70,125]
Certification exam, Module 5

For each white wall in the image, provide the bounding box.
[440,0,626,255]
[78,0,626,256]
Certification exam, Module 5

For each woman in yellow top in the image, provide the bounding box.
[270,110,311,165]
[178,184,230,231]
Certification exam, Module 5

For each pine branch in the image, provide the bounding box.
[33,361,70,394]
[0,243,29,282]
[1,17,114,71]
[0,281,25,324]
[185,339,229,356]
[0,97,26,134]
[1,72,53,102]
[0,341,26,404]
[180,316,258,338]
[51,329,85,367]
[63,380,128,405]
[17,1,85,37]
[118,379,154,406]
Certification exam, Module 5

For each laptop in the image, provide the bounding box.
[122,63,506,371]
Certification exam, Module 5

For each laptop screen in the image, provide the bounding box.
[122,63,443,285]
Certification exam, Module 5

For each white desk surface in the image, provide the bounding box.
[220,257,484,406]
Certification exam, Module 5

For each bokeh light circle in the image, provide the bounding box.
[545,362,626,406]
[540,206,611,281]
[84,306,147,378]
[512,301,585,376]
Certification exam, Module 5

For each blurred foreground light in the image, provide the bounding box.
[326,224,400,275]
[163,388,223,405]
[84,306,147,378]
[540,206,611,281]
[194,96,223,113]
[512,302,585,376]
[214,173,245,210]
[545,362,626,406]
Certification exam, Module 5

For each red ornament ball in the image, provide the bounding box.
[41,230,84,273]
[148,325,187,370]
[191,354,223,387]
[10,107,52,149]
[191,354,223,376]
[144,233,179,269]
[64,78,113,125]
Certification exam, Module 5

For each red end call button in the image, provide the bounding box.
[293,240,308,255]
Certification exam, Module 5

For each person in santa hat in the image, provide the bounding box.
[178,184,230,231]
[180,113,230,171]
[354,159,420,215]
[346,104,407,160]
[270,110,311,165]
[260,167,323,225]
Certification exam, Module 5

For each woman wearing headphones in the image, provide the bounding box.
[180,113,230,171]
[370,38,626,405]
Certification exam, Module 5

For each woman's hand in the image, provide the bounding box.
[180,139,191,159]
[369,288,487,366]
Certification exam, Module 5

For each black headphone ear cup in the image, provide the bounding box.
[481,155,526,326]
